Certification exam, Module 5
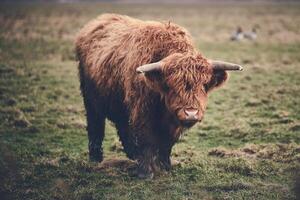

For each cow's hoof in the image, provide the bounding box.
[157,156,171,171]
[161,163,171,171]
[159,159,172,171]
[137,170,154,179]
[136,165,154,179]
[89,147,103,162]
[89,149,103,162]
[89,156,103,162]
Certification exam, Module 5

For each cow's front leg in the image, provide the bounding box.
[136,145,160,179]
[159,145,173,171]
[158,124,181,171]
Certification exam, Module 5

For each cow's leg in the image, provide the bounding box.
[83,95,105,162]
[136,145,160,179]
[81,92,105,162]
[79,63,105,162]
[158,123,180,171]
[86,106,105,162]
[116,123,138,160]
[135,145,173,177]
[159,145,173,171]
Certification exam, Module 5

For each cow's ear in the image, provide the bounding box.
[137,62,164,92]
[142,70,165,92]
[205,69,228,92]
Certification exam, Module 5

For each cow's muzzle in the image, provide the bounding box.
[178,108,202,127]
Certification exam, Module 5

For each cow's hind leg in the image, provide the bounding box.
[86,105,105,162]
[79,66,105,162]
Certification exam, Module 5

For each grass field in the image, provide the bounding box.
[0,3,300,200]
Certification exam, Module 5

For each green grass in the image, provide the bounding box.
[0,3,300,200]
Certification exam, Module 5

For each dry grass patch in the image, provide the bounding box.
[209,143,300,163]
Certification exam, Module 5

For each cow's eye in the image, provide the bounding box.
[203,84,209,92]
[162,84,169,92]
[185,82,192,91]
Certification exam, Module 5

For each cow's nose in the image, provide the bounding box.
[184,109,199,120]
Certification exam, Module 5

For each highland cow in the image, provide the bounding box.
[75,14,242,178]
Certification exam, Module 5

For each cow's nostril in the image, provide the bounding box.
[184,109,198,118]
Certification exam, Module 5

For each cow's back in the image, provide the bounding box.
[75,14,140,93]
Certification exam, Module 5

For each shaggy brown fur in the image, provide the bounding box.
[75,14,228,178]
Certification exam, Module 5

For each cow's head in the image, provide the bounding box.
[137,53,242,128]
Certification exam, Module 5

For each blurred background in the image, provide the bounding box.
[0,0,299,200]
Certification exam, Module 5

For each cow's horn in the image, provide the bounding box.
[136,62,162,73]
[210,60,243,71]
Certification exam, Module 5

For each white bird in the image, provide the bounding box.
[230,26,244,41]
[244,27,257,40]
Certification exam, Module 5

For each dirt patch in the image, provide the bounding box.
[95,158,136,171]
[71,119,86,129]
[13,118,31,128]
[290,124,300,132]
[4,98,17,106]
[56,122,70,129]
[245,99,261,107]
[209,143,300,163]
[40,158,60,167]
[0,107,32,128]
[65,105,81,114]
[204,181,253,192]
